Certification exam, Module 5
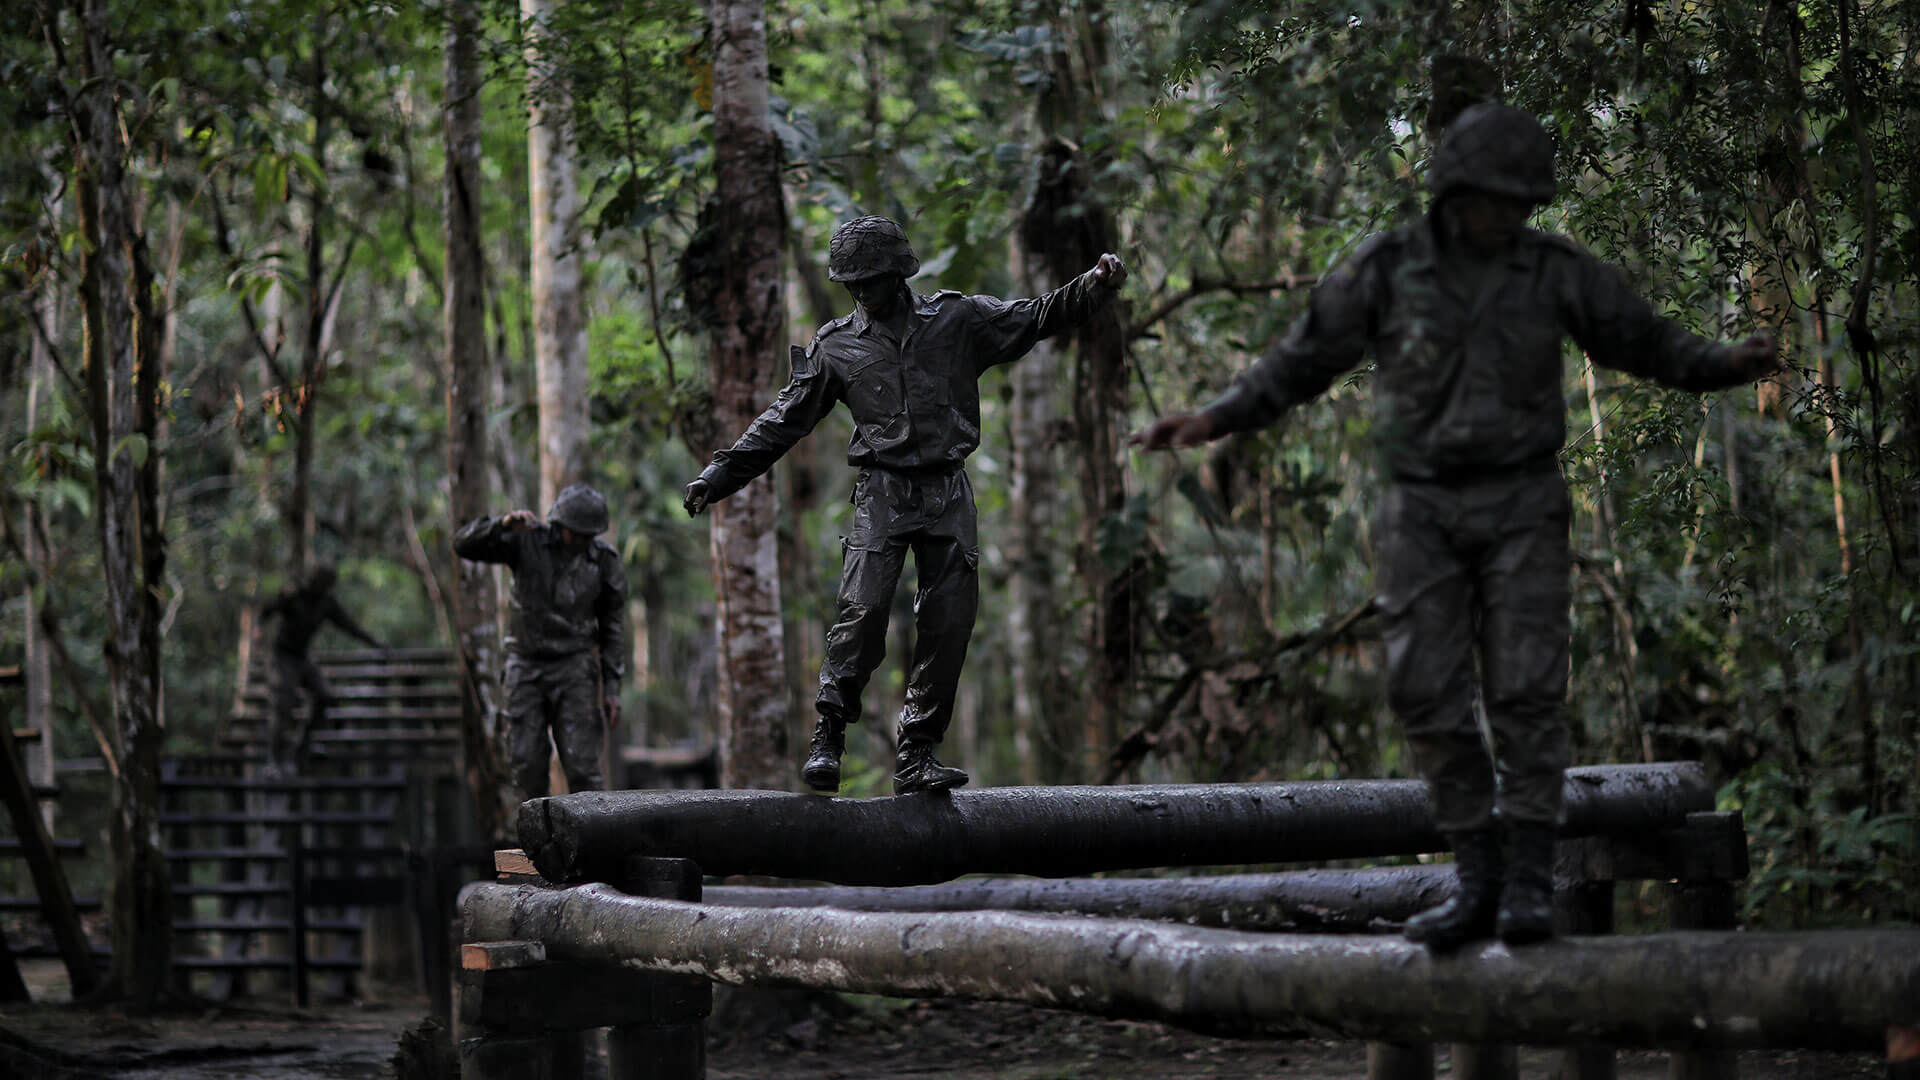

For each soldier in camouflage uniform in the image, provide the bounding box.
[261,563,384,769]
[454,484,629,799]
[1133,104,1777,949]
[684,215,1127,796]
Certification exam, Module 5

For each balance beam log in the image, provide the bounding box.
[518,763,1711,885]
[703,867,1455,932]
[460,882,1919,1051]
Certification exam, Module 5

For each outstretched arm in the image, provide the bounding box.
[685,345,840,516]
[1569,256,1780,391]
[324,599,384,650]
[972,254,1127,370]
[452,509,536,564]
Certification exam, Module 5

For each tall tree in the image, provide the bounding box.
[445,0,512,841]
[700,0,789,791]
[523,0,589,508]
[54,0,172,1007]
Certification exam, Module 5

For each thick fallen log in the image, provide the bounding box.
[703,867,1454,932]
[460,882,1920,1050]
[518,763,1710,885]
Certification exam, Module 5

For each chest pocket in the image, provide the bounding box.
[906,344,958,413]
[1492,289,1566,410]
[844,352,909,447]
[1377,270,1457,417]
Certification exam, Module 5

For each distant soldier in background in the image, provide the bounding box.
[1133,104,1778,950]
[454,484,628,799]
[261,563,384,769]
[684,214,1127,797]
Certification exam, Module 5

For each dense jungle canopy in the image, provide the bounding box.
[2,0,1916,1001]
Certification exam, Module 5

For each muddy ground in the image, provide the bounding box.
[0,959,1887,1079]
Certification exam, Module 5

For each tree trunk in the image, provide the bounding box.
[517,763,1711,885]
[24,252,59,822]
[523,0,590,509]
[1008,202,1066,785]
[71,0,170,1007]
[703,0,789,792]
[446,0,512,842]
[462,882,1920,1051]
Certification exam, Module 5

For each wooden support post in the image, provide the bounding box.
[1553,879,1616,1080]
[1367,1040,1434,1080]
[1450,1043,1517,1079]
[1668,811,1745,1080]
[607,856,706,1080]
[0,719,98,995]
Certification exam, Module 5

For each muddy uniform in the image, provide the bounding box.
[1205,217,1753,833]
[453,512,628,797]
[695,272,1118,755]
[261,577,380,765]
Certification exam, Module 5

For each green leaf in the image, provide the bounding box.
[112,433,150,468]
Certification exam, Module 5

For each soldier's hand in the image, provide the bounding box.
[602,695,621,729]
[502,509,539,530]
[1091,253,1128,288]
[1730,334,1779,381]
[1129,412,1216,451]
[682,479,712,517]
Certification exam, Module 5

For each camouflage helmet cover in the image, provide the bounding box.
[548,484,610,535]
[826,215,920,282]
[1429,103,1557,205]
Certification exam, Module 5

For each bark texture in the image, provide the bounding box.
[71,0,169,1005]
[703,0,790,791]
[523,0,589,508]
[445,0,512,841]
[461,882,1920,1050]
[705,867,1454,933]
[518,763,1710,884]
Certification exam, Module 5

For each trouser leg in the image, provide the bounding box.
[269,652,302,766]
[816,539,908,727]
[896,534,979,747]
[549,653,606,793]
[504,658,552,800]
[293,659,330,761]
[1477,486,1573,829]
[1376,487,1492,833]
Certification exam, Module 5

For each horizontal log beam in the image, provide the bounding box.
[703,868,1454,932]
[460,882,1920,1051]
[518,763,1711,885]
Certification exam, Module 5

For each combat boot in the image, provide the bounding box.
[801,714,848,792]
[893,740,968,795]
[1403,828,1502,952]
[1497,822,1557,945]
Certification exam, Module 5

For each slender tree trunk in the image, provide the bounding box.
[25,253,59,822]
[523,0,589,508]
[446,0,512,842]
[703,0,789,792]
[1009,237,1065,784]
[286,22,333,574]
[71,0,171,1007]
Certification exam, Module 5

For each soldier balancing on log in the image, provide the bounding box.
[1132,104,1779,950]
[685,215,1127,796]
[455,484,630,800]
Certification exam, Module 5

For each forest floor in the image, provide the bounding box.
[0,959,1890,1079]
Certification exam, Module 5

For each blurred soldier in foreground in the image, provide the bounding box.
[455,484,629,799]
[261,563,383,769]
[1132,104,1777,949]
[684,215,1127,796]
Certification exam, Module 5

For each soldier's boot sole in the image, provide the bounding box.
[892,763,969,796]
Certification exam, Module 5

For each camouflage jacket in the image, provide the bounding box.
[1205,217,1750,482]
[697,271,1117,500]
[452,517,628,684]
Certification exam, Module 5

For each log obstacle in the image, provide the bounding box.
[517,762,1712,885]
[460,881,1920,1051]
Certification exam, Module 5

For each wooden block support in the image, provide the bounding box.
[1451,1043,1518,1079]
[608,856,705,1080]
[494,849,544,885]
[1367,1040,1434,1080]
[1668,878,1739,1080]
[458,958,712,1031]
[463,940,548,971]
[1553,879,1617,1080]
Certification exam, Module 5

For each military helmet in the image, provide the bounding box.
[548,484,610,535]
[1429,103,1557,205]
[826,215,920,283]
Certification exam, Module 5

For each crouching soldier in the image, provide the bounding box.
[684,214,1127,796]
[455,484,629,799]
[1132,104,1778,949]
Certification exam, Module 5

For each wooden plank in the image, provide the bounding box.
[463,940,548,971]
[0,719,99,994]
[494,849,542,883]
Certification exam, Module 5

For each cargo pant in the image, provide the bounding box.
[816,466,979,747]
[504,651,605,798]
[1374,466,1572,833]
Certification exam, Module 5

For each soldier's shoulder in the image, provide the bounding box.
[1518,227,1591,260]
[1319,227,1411,289]
[812,312,858,345]
[591,537,625,565]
